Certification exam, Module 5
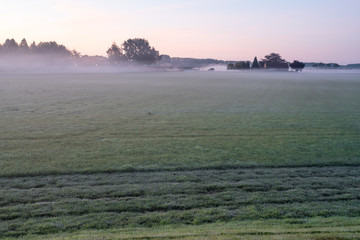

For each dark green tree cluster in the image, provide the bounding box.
[107,38,160,65]
[289,60,305,71]
[227,61,250,70]
[251,56,260,69]
[227,53,305,72]
[262,53,288,69]
[250,57,266,69]
[227,53,288,70]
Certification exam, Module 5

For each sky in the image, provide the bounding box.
[0,0,359,64]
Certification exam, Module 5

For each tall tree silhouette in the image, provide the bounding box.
[122,38,159,64]
[19,38,30,53]
[251,56,260,69]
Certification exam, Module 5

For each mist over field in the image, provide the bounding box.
[1,71,360,175]
[0,54,151,74]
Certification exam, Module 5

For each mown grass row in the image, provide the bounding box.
[1,166,359,238]
[16,217,360,240]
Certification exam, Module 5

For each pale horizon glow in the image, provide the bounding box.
[1,0,359,64]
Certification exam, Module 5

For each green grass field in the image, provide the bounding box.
[1,71,360,239]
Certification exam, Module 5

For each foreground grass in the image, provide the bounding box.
[1,71,360,238]
[1,166,359,238]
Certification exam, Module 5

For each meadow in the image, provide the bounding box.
[1,71,360,239]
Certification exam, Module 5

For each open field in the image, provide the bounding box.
[1,71,360,176]
[1,71,360,239]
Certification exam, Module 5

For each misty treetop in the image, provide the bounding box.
[32,41,72,56]
[0,38,83,72]
[107,38,160,65]
[2,38,20,51]
[106,43,127,64]
[262,53,288,69]
[0,38,73,56]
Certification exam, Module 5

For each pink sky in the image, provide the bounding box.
[1,0,359,64]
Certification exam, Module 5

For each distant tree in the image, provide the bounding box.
[227,63,235,70]
[159,54,171,63]
[262,53,288,69]
[30,41,37,52]
[19,38,29,48]
[19,38,30,53]
[312,62,340,68]
[122,38,160,64]
[106,43,126,64]
[263,53,284,63]
[71,50,81,58]
[289,60,305,71]
[259,61,264,68]
[2,39,19,52]
[234,62,242,69]
[227,61,250,70]
[234,61,250,69]
[34,41,71,56]
[251,56,260,69]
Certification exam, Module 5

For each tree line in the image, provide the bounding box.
[0,38,75,56]
[0,38,160,65]
[312,62,340,68]
[227,53,305,71]
[1,38,306,71]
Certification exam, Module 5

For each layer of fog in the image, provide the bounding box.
[1,53,360,74]
[0,53,162,74]
[2,71,360,123]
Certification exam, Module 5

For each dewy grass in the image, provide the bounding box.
[1,71,360,176]
[1,71,360,238]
